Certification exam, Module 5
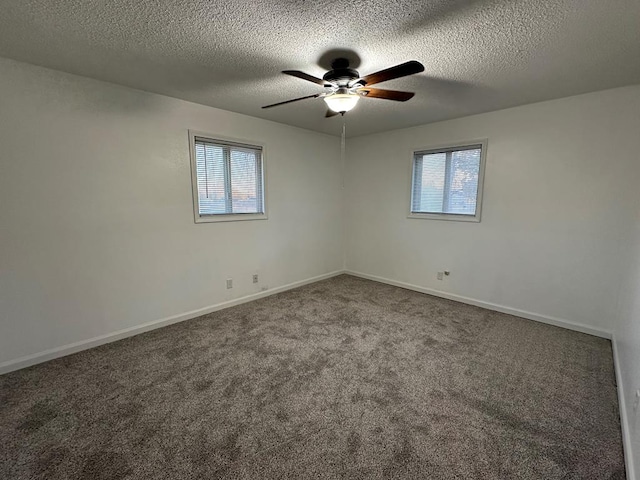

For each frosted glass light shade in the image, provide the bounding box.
[324,93,359,113]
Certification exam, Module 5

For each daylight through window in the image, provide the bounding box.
[410,142,485,221]
[191,135,265,222]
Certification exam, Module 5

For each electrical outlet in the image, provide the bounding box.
[226,278,233,289]
[253,274,259,284]
[437,272,444,281]
[634,389,640,413]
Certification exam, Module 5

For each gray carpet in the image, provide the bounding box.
[0,275,625,479]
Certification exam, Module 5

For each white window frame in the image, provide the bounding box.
[408,139,487,222]
[188,130,268,224]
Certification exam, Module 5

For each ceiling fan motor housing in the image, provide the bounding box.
[322,58,360,86]
[323,67,360,86]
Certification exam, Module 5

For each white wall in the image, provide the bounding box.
[615,172,640,479]
[1,55,639,477]
[345,86,640,477]
[345,86,640,335]
[0,58,343,367]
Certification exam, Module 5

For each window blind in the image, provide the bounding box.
[194,138,264,216]
[411,145,482,216]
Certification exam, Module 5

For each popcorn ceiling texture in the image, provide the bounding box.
[0,0,638,137]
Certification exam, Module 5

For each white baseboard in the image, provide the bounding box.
[612,335,636,480]
[1,269,614,375]
[0,270,345,375]
[345,270,612,339]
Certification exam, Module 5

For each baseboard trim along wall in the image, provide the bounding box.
[1,269,614,373]
[612,336,636,480]
[0,270,344,375]
[345,270,613,339]
[3,268,629,473]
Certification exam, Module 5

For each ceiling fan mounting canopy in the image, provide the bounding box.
[262,56,425,116]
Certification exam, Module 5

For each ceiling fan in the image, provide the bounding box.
[262,58,425,117]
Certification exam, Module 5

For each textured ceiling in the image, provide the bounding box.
[1,0,639,137]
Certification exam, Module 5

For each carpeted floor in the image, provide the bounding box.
[0,275,626,479]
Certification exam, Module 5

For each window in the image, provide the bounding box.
[189,132,266,223]
[409,140,486,222]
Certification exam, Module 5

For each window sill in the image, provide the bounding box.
[195,213,268,224]
[408,212,480,223]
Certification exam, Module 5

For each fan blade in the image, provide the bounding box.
[357,88,415,102]
[282,70,327,86]
[325,109,339,118]
[360,61,424,86]
[262,94,320,109]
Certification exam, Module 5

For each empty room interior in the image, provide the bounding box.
[1,1,640,479]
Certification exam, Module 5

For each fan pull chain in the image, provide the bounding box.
[341,116,347,268]
[341,117,346,189]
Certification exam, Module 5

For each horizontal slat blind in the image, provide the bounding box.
[412,145,482,216]
[194,138,264,216]
[230,148,262,213]
[412,152,446,213]
[195,142,227,214]
[447,148,480,215]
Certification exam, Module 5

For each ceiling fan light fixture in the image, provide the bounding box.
[262,59,424,114]
[324,93,359,113]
